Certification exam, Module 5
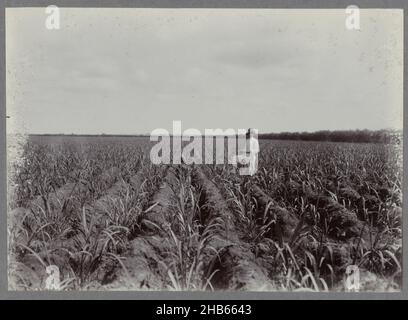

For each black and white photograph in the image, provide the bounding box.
[6,7,403,292]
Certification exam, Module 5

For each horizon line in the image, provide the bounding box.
[7,127,402,137]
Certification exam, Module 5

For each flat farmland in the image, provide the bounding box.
[7,135,402,291]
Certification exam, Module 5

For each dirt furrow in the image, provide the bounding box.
[251,184,368,279]
[250,184,300,243]
[193,166,272,291]
[84,170,145,224]
[9,166,122,228]
[101,165,176,290]
[142,165,177,231]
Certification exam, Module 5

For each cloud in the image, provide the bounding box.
[215,43,296,69]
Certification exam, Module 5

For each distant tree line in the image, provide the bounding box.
[29,129,402,144]
[258,129,402,144]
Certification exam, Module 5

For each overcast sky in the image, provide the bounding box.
[6,8,403,134]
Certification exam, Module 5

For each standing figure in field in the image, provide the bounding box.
[245,128,259,176]
[234,128,259,176]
